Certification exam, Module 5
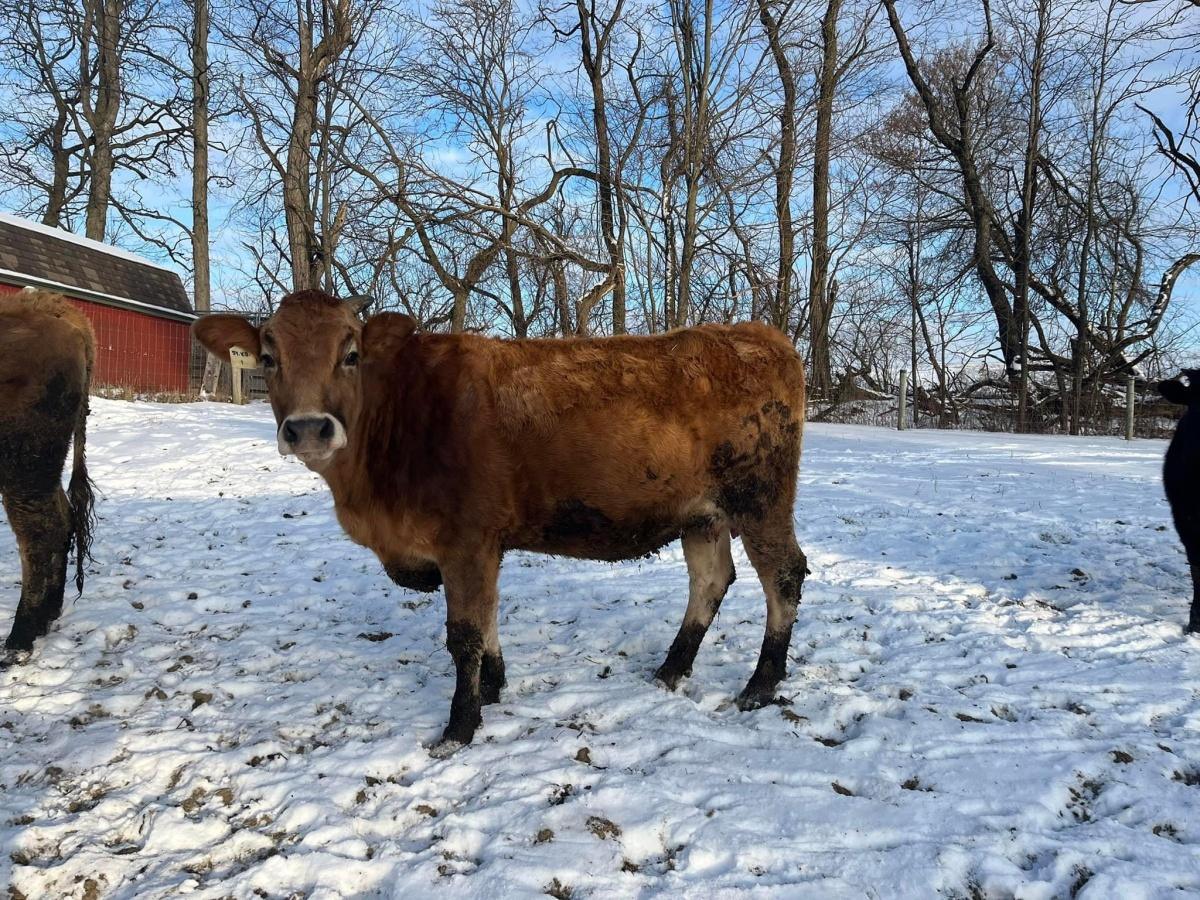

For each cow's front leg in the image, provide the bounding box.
[437,547,501,750]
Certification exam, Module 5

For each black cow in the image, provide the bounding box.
[1156,369,1200,634]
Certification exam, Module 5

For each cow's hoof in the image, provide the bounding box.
[735,686,778,711]
[4,633,34,655]
[429,738,466,760]
[654,664,688,692]
[0,647,30,669]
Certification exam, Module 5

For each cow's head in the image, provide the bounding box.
[193,290,416,471]
[1157,369,1200,408]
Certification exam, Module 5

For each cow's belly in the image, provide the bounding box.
[511,501,683,561]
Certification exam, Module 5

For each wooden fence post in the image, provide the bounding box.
[898,369,908,431]
[229,346,257,405]
[1126,376,1135,441]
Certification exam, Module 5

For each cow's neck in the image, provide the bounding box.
[320,344,443,517]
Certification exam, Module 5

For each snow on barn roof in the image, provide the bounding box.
[0,211,194,321]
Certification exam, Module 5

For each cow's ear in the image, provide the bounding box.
[345,294,374,318]
[194,314,261,363]
[362,312,417,358]
[1158,378,1191,406]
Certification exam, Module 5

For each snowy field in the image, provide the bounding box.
[2,398,1199,899]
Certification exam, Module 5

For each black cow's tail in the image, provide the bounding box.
[67,395,95,596]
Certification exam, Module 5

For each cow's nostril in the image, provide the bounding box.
[283,421,299,444]
[319,418,334,441]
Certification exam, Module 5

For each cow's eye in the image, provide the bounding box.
[343,350,359,367]
[260,353,276,370]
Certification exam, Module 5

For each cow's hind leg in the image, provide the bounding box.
[655,521,735,690]
[737,515,808,710]
[436,547,501,751]
[480,604,506,706]
[1188,551,1200,635]
[4,490,71,653]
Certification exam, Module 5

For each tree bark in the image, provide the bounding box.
[808,0,841,398]
[755,0,797,333]
[575,0,627,334]
[192,0,211,313]
[1015,0,1049,432]
[83,0,123,241]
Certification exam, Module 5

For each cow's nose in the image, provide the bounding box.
[282,415,336,446]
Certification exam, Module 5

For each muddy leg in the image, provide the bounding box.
[737,521,808,710]
[480,598,506,706]
[1188,553,1200,634]
[656,523,736,690]
[437,548,501,749]
[4,491,71,653]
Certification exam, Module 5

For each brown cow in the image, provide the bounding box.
[0,290,95,656]
[195,290,809,750]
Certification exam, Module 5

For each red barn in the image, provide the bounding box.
[0,212,195,394]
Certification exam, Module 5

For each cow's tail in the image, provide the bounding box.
[67,394,96,596]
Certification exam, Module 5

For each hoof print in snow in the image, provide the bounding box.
[1153,823,1180,841]
[901,777,932,792]
[534,828,554,845]
[1111,750,1134,765]
[1172,769,1200,787]
[831,782,854,797]
[357,631,393,642]
[586,816,621,840]
[574,747,592,765]
[544,878,573,899]
[549,784,574,806]
[191,690,213,710]
[414,804,438,818]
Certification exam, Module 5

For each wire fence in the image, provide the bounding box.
[811,372,1182,440]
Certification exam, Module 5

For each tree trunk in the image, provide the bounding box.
[83,0,123,241]
[285,63,318,291]
[43,107,72,229]
[575,0,626,335]
[808,0,840,398]
[756,0,797,333]
[192,0,211,313]
[1014,0,1049,432]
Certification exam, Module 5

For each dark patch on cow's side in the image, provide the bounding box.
[541,499,679,561]
[737,627,792,710]
[481,651,506,705]
[710,440,776,520]
[443,621,484,745]
[761,400,793,421]
[384,562,443,593]
[645,467,659,481]
[544,499,613,542]
[31,372,80,422]
[709,397,801,523]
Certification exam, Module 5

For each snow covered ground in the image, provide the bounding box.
[1,398,1198,899]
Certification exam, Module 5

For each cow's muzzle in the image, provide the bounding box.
[278,413,347,465]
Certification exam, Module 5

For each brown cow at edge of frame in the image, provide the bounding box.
[195,290,810,751]
[0,290,96,657]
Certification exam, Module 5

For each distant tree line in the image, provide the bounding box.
[1,0,1199,431]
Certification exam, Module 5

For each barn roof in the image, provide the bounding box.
[0,212,194,322]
